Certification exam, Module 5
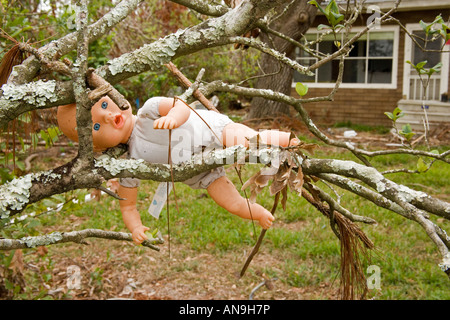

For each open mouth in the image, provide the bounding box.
[114,114,124,129]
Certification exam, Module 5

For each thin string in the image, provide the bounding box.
[166,99,182,260]
[173,97,256,240]
[167,129,171,259]
[173,96,223,145]
[234,167,257,240]
[240,191,280,277]
[166,97,257,250]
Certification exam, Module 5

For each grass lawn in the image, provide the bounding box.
[1,132,449,300]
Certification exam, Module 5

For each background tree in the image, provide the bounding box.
[248,0,322,119]
[0,0,449,300]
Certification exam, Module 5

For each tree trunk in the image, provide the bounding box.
[248,0,321,119]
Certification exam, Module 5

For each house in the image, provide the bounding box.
[293,0,450,131]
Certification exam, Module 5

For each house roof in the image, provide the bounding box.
[320,0,450,11]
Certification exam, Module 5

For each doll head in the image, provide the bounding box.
[57,96,135,151]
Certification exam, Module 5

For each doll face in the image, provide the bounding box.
[91,96,135,151]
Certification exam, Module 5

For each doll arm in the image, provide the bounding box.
[117,184,149,244]
[153,98,191,129]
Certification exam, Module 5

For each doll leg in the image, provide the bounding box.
[222,123,298,148]
[207,176,274,229]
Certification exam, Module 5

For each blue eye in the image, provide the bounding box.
[93,123,100,131]
[101,101,108,109]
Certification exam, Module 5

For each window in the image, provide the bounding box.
[403,25,449,101]
[294,26,399,88]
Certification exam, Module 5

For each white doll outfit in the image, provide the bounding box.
[120,97,233,189]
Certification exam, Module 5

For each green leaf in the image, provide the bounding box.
[18,136,25,151]
[393,107,404,119]
[403,132,415,140]
[295,82,309,96]
[15,160,25,171]
[433,14,445,25]
[43,273,52,282]
[441,24,450,41]
[384,111,394,120]
[326,0,340,16]
[416,60,428,70]
[384,107,404,122]
[329,11,344,27]
[419,20,430,33]
[39,130,48,143]
[439,24,449,41]
[3,250,16,268]
[399,124,415,140]
[17,113,32,124]
[420,15,445,36]
[428,149,440,160]
[145,228,159,239]
[308,0,326,16]
[400,123,413,133]
[31,133,39,150]
[317,24,331,30]
[47,126,61,143]
[4,279,14,290]
[417,157,428,173]
[427,62,442,75]
[407,60,437,75]
[13,285,21,295]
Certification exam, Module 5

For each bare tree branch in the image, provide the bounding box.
[170,0,229,16]
[6,0,145,86]
[0,0,448,279]
[200,80,448,164]
[0,0,284,127]
[301,158,450,220]
[0,229,164,251]
[72,0,93,161]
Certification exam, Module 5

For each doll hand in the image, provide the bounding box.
[259,211,275,229]
[132,225,150,244]
[154,116,178,129]
[289,137,300,146]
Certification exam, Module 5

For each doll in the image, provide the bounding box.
[57,96,299,244]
